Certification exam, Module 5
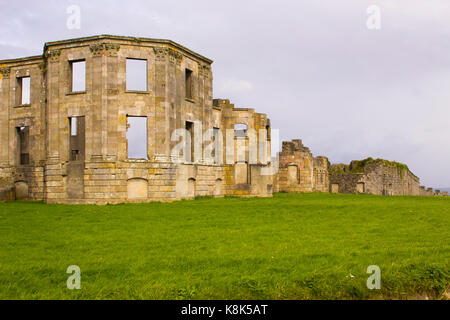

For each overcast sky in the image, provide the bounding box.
[1,0,449,188]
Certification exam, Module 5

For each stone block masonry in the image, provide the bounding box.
[329,158,425,196]
[0,35,443,203]
[0,35,272,204]
[273,139,329,193]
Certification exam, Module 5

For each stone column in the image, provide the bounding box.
[45,49,61,164]
[153,47,170,160]
[89,43,105,161]
[0,67,11,165]
[105,43,120,161]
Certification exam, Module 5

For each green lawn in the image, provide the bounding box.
[0,193,448,300]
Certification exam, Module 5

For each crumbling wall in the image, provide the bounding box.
[214,99,273,197]
[329,158,421,196]
[274,139,329,193]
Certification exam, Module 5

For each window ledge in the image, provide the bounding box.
[15,104,31,108]
[125,90,150,94]
[124,158,149,162]
[67,91,86,96]
[185,98,195,103]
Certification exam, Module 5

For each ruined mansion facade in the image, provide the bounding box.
[0,35,446,203]
[0,35,272,204]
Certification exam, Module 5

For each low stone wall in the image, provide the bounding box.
[329,159,421,196]
[44,161,227,204]
[329,173,364,194]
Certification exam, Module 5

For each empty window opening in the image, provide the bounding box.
[185,68,193,99]
[266,125,271,140]
[127,116,148,159]
[234,123,247,163]
[70,60,86,92]
[69,116,85,161]
[18,77,30,105]
[185,121,194,162]
[234,123,247,137]
[71,117,77,136]
[17,126,30,165]
[187,178,196,198]
[212,127,220,160]
[126,58,147,91]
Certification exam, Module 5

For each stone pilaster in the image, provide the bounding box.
[0,68,10,165]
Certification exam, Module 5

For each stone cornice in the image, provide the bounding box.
[0,55,43,65]
[44,34,213,64]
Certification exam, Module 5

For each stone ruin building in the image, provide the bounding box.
[329,158,431,196]
[0,35,272,204]
[273,139,329,193]
[0,35,446,203]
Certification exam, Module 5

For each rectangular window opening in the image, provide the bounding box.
[212,127,220,160]
[185,121,194,162]
[127,116,148,159]
[17,126,30,165]
[126,58,147,91]
[70,60,86,92]
[70,117,77,136]
[18,77,31,105]
[69,116,85,161]
[234,123,247,138]
[185,69,193,99]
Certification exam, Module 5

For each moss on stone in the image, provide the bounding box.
[330,157,417,179]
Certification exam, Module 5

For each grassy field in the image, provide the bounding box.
[0,193,448,300]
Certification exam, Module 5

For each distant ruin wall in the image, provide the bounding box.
[274,139,329,193]
[329,159,421,196]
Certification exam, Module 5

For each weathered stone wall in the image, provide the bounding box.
[0,174,14,201]
[0,53,46,201]
[329,159,421,196]
[274,139,329,193]
[419,186,435,196]
[0,35,272,204]
[2,35,443,203]
[214,99,273,197]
